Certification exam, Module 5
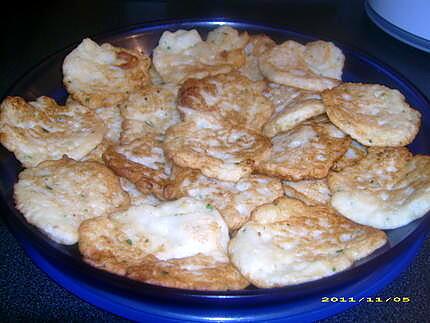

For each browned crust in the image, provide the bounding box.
[102,143,169,200]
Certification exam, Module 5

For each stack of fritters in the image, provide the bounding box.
[2,26,429,291]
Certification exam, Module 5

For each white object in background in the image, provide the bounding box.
[366,0,430,52]
[369,0,430,40]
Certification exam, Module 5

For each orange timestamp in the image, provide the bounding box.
[321,296,411,303]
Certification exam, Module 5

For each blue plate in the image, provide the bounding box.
[1,19,430,321]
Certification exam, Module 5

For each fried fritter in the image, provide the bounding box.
[329,147,430,229]
[259,40,344,91]
[262,83,325,137]
[322,83,421,146]
[79,198,249,290]
[239,34,276,81]
[0,96,105,167]
[229,197,387,288]
[178,72,273,131]
[152,27,247,84]
[256,119,350,181]
[103,135,171,199]
[165,167,283,230]
[63,38,151,108]
[120,84,180,143]
[163,118,271,182]
[14,157,129,244]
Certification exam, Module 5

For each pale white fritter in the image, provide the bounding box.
[63,38,151,108]
[78,198,249,290]
[178,72,273,131]
[88,197,229,261]
[229,197,387,288]
[283,178,331,205]
[165,167,283,230]
[259,40,344,91]
[0,96,105,167]
[263,83,325,137]
[14,157,129,245]
[164,117,271,182]
[322,83,421,146]
[329,147,430,229]
[256,119,350,180]
[239,34,276,81]
[153,27,247,84]
[120,84,180,143]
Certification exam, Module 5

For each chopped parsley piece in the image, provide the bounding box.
[45,185,53,190]
[126,239,133,245]
[332,267,337,272]
[336,249,344,254]
[144,120,154,127]
[206,203,214,210]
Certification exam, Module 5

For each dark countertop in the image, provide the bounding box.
[1,0,429,322]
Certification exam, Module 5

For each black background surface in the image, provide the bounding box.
[1,1,429,322]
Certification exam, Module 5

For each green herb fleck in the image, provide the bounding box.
[336,249,344,254]
[85,97,90,103]
[144,120,154,127]
[145,238,149,243]
[206,203,214,211]
[45,185,53,190]
[126,239,133,245]
[332,267,337,272]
